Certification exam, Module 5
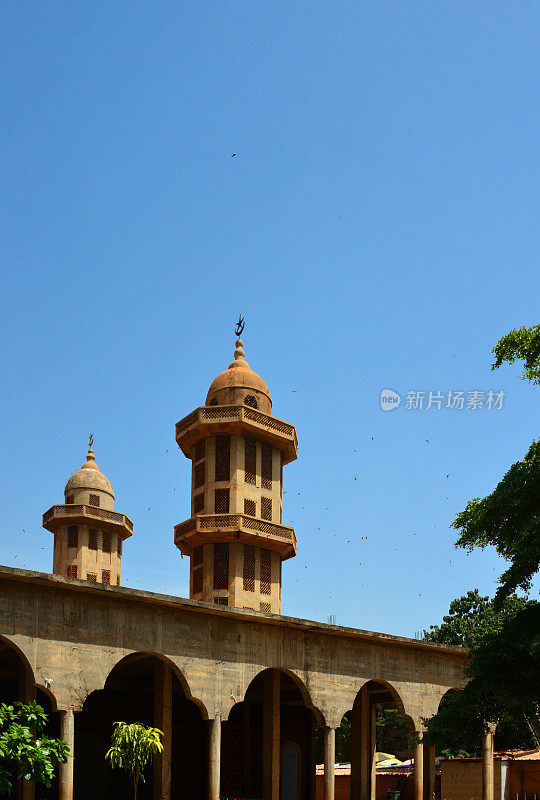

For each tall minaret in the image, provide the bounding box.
[42,438,133,586]
[174,327,298,613]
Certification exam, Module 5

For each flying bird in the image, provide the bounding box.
[231,153,237,158]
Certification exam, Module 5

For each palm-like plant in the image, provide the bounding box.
[105,721,163,800]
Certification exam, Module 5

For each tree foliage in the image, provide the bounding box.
[491,323,540,385]
[106,721,163,800]
[452,441,540,605]
[0,701,70,796]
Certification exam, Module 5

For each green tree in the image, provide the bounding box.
[422,324,540,754]
[491,323,540,385]
[106,721,163,800]
[0,700,70,796]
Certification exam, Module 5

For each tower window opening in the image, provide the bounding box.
[89,494,100,507]
[102,570,111,585]
[261,496,272,521]
[193,545,203,566]
[67,526,78,548]
[214,488,230,513]
[66,494,74,505]
[88,529,98,551]
[194,439,205,462]
[194,461,205,489]
[116,575,120,586]
[213,542,229,590]
[117,538,122,557]
[260,602,271,613]
[66,565,77,579]
[215,435,230,481]
[260,550,272,595]
[193,492,205,514]
[192,567,203,594]
[261,443,273,490]
[244,498,256,517]
[244,437,256,485]
[86,572,97,582]
[209,398,218,406]
[243,544,256,592]
[244,395,258,409]
[102,532,112,554]
[214,597,228,606]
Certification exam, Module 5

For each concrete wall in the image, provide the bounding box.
[0,566,466,730]
[441,759,503,800]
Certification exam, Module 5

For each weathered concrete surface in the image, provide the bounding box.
[0,566,466,729]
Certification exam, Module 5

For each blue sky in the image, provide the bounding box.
[1,2,538,636]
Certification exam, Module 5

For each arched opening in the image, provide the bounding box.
[244,395,258,409]
[74,653,207,800]
[319,680,414,800]
[220,668,318,800]
[0,637,60,800]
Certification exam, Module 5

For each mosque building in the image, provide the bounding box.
[0,330,496,800]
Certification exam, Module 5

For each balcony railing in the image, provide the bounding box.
[174,513,296,553]
[176,405,297,444]
[42,505,134,533]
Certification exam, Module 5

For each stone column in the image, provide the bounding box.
[208,715,221,800]
[482,726,495,800]
[263,671,280,800]
[422,742,435,800]
[59,709,75,800]
[413,734,423,800]
[350,701,361,800]
[359,688,375,800]
[323,727,335,800]
[154,661,172,800]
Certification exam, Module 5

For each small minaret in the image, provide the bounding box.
[174,328,298,613]
[42,437,133,586]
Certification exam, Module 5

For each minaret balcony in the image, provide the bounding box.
[175,405,298,464]
[42,505,134,539]
[174,513,296,559]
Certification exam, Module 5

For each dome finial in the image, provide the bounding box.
[234,314,245,337]
[85,431,96,465]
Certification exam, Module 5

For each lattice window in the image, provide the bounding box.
[213,542,229,590]
[243,545,255,592]
[192,567,203,594]
[102,570,111,585]
[102,532,112,553]
[244,395,258,409]
[194,461,205,489]
[116,575,120,586]
[214,488,229,513]
[244,437,256,485]
[215,435,230,482]
[117,538,122,557]
[260,550,271,595]
[67,525,78,548]
[193,545,203,567]
[209,398,218,406]
[194,439,205,462]
[214,597,228,605]
[89,494,100,507]
[88,529,98,550]
[66,494,74,504]
[244,498,256,517]
[260,602,271,613]
[193,492,205,514]
[86,572,97,582]
[66,565,77,579]
[261,443,273,490]
[261,496,272,521]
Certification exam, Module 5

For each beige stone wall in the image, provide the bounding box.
[0,568,466,729]
[52,523,122,586]
[441,759,503,800]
